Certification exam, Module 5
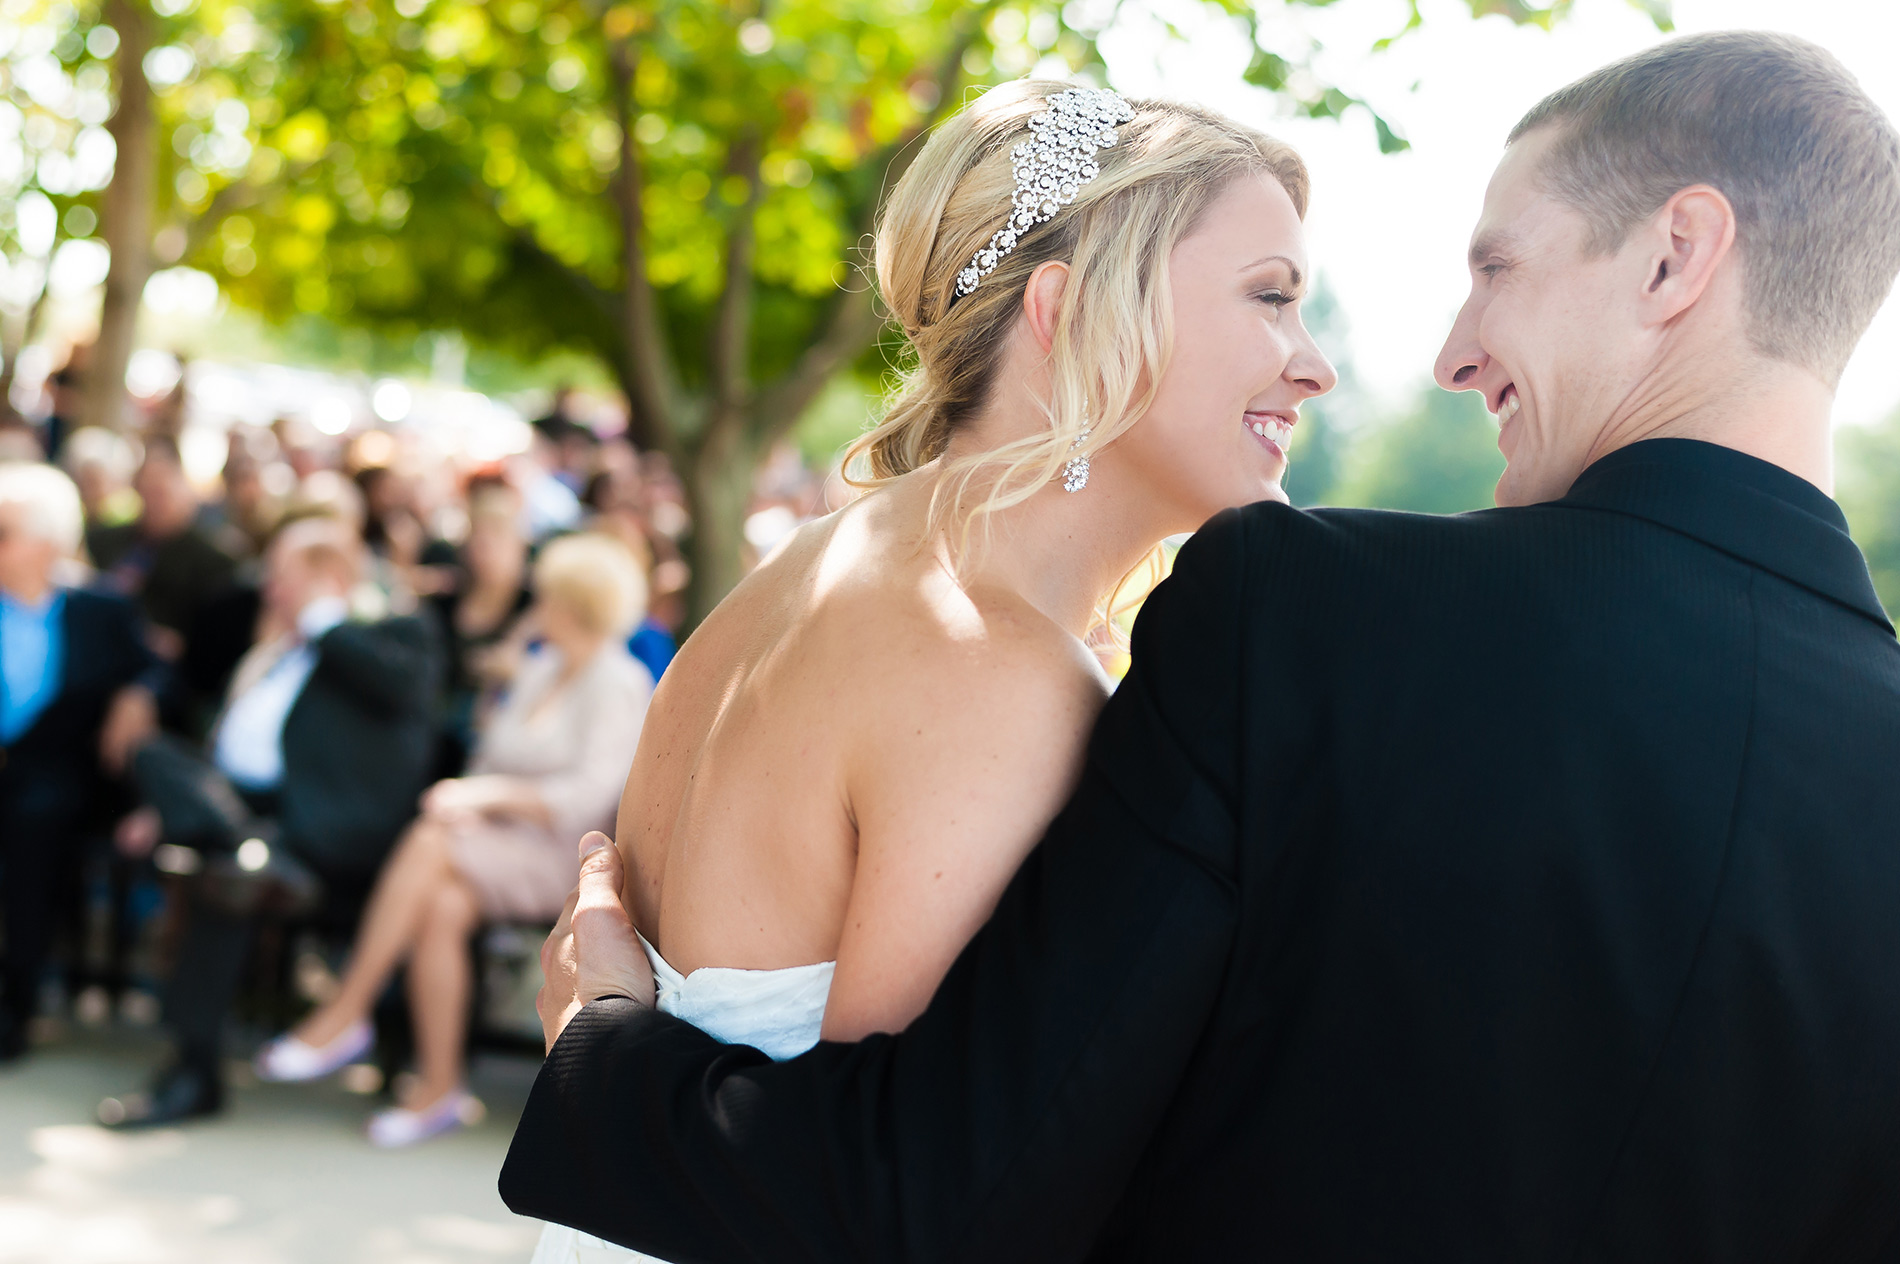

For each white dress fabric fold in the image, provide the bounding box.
[530,932,835,1263]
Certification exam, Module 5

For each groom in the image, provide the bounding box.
[504,32,1900,1260]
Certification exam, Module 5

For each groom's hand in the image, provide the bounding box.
[537,832,657,1053]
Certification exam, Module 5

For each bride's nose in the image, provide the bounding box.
[1288,323,1338,399]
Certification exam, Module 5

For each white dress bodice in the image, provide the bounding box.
[529,933,835,1263]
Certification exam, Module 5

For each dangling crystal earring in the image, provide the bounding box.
[1062,425,1092,493]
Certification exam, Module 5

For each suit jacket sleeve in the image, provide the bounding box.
[500,509,1261,1264]
[309,616,439,720]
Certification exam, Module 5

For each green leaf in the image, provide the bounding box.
[1622,0,1676,31]
[1373,113,1410,154]
[1243,47,1292,91]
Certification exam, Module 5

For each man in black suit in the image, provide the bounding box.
[102,514,440,1126]
[0,463,165,1062]
[504,33,1900,1261]
[86,434,236,664]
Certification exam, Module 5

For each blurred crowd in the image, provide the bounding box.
[0,353,831,1148]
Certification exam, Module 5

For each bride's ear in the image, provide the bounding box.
[1021,260,1071,353]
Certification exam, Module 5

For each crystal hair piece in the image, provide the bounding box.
[953,87,1136,299]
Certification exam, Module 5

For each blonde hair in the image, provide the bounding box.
[534,532,647,640]
[847,80,1308,565]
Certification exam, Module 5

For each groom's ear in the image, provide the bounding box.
[1634,184,1738,327]
[1022,260,1071,354]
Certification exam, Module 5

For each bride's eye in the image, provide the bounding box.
[1253,290,1293,309]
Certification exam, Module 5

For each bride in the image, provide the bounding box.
[532,78,1334,1262]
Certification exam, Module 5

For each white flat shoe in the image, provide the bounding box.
[254,1019,373,1082]
[366,1089,484,1148]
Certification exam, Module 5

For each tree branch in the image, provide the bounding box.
[707,127,763,416]
[753,286,887,448]
[751,14,987,438]
[607,35,683,447]
[509,231,622,342]
[175,160,317,264]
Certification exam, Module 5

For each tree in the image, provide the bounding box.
[1838,409,1900,614]
[1,0,326,429]
[1331,384,1504,515]
[179,0,1671,625]
[0,0,120,417]
[1282,278,1353,507]
[84,0,153,431]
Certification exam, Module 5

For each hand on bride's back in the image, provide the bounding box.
[538,832,656,1052]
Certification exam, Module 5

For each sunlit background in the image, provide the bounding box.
[2,2,1898,1260]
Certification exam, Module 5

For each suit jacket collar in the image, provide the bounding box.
[1559,438,1892,634]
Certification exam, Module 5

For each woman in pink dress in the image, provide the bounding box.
[255,532,654,1146]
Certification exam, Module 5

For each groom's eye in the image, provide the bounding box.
[1478,263,1507,280]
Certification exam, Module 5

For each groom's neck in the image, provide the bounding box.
[1592,355,1837,496]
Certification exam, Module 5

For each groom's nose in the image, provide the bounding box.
[1435,298,1489,394]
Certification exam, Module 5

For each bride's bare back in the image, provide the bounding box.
[617,472,1109,1041]
[613,85,1333,1044]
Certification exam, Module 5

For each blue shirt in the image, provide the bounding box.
[0,589,65,745]
[628,617,676,683]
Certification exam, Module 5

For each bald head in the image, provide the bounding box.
[262,514,363,623]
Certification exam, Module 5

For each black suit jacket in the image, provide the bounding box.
[86,521,236,638]
[277,616,441,876]
[501,439,1900,1262]
[1,588,163,822]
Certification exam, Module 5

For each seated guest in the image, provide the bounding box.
[582,453,678,682]
[427,481,532,772]
[627,609,677,684]
[202,427,287,562]
[100,515,440,1127]
[0,464,165,1061]
[59,427,142,531]
[356,462,458,608]
[254,533,653,1146]
[87,435,236,661]
[37,354,85,462]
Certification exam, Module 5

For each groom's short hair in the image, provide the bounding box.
[1511,31,1900,384]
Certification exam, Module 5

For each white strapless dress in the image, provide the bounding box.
[529,931,836,1264]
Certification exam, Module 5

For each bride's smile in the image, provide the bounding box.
[1091,169,1334,532]
[1245,411,1298,461]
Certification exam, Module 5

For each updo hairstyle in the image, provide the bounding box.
[847,79,1309,550]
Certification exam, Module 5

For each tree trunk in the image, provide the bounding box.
[82,0,155,434]
[0,277,53,424]
[680,416,753,627]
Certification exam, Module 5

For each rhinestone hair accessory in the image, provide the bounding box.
[953,87,1136,300]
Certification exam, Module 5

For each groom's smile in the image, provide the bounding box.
[1492,383,1523,458]
[1434,128,1649,508]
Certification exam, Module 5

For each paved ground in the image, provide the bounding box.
[0,1022,546,1264]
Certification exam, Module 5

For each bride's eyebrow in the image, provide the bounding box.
[1239,254,1303,288]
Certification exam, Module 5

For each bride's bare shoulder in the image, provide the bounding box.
[704,484,1106,736]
